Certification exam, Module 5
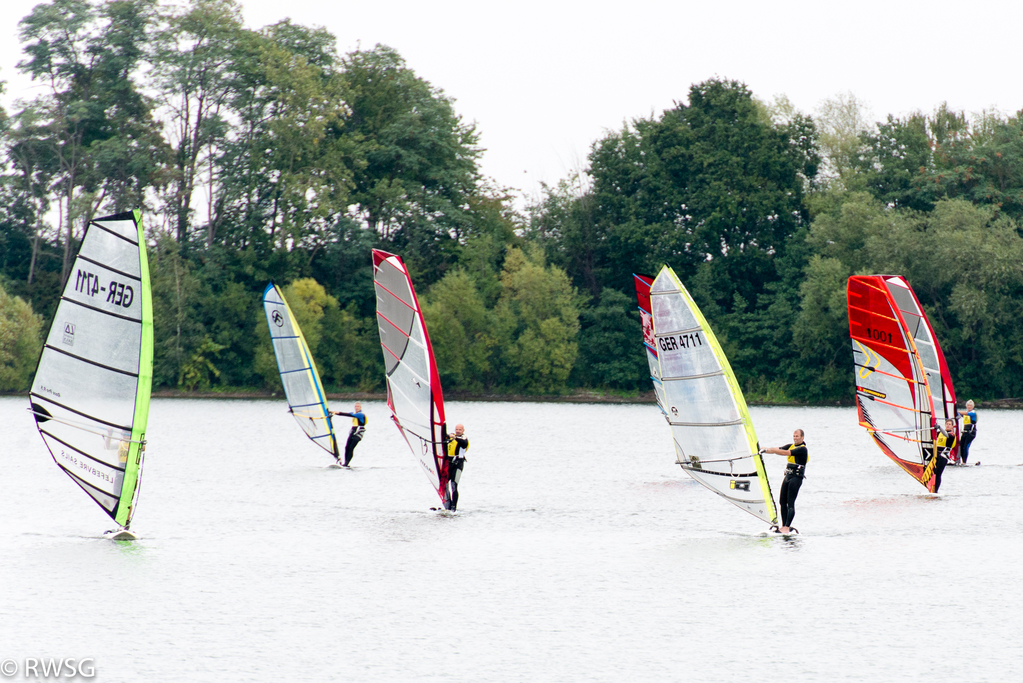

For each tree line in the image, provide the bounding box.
[2,0,1023,402]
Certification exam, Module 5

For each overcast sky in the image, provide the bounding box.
[4,0,1023,205]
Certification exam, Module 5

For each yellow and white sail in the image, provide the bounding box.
[647,266,777,524]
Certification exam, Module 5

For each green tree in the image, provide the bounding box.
[498,248,580,393]
[575,288,647,390]
[0,281,43,391]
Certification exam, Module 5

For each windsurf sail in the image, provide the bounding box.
[638,266,778,525]
[371,249,450,507]
[29,210,153,530]
[847,275,958,490]
[261,283,340,459]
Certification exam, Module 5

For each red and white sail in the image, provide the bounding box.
[372,249,450,505]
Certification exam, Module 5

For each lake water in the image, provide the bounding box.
[1,397,1020,682]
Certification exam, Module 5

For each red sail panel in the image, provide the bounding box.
[847,275,939,492]
[372,249,449,504]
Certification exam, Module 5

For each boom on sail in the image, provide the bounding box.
[637,267,778,525]
[29,210,153,536]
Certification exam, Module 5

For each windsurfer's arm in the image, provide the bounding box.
[762,446,788,455]
[333,411,353,417]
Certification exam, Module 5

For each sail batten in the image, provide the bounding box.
[262,283,339,459]
[30,210,152,529]
[636,268,778,525]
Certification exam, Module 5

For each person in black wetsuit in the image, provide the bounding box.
[444,424,469,511]
[957,400,978,465]
[331,402,366,467]
[928,418,956,492]
[763,429,808,533]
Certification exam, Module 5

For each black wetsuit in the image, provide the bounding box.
[445,435,469,511]
[779,443,808,528]
[929,430,955,492]
[335,411,366,466]
[959,410,977,464]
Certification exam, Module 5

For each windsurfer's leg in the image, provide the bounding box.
[960,431,975,464]
[933,456,947,492]
[342,434,360,466]
[779,476,792,528]
[782,475,802,527]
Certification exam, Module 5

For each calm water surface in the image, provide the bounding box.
[1,398,1021,682]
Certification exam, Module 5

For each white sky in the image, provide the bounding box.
[3,0,1023,207]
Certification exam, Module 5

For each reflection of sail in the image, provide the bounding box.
[847,275,956,491]
[372,249,449,505]
[29,210,153,529]
[261,283,339,459]
[638,266,778,525]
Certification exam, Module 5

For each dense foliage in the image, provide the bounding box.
[3,0,1023,402]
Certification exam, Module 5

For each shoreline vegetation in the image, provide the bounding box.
[4,0,1023,404]
[4,388,1021,409]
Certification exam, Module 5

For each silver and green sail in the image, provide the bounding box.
[643,265,778,525]
[261,283,339,459]
[29,210,153,530]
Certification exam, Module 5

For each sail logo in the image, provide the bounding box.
[730,480,750,491]
[62,322,75,346]
[640,310,655,350]
[271,310,284,327]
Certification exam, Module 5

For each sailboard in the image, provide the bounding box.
[847,275,959,491]
[28,210,153,538]
[261,283,340,460]
[371,249,452,508]
[636,266,778,525]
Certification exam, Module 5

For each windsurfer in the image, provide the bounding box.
[957,400,977,465]
[444,424,469,511]
[763,430,808,533]
[928,419,956,492]
[332,403,367,467]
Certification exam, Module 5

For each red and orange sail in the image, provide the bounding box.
[847,275,959,492]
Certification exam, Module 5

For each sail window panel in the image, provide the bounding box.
[916,341,939,374]
[34,399,133,470]
[281,367,323,412]
[388,361,433,431]
[72,474,121,514]
[657,335,721,378]
[45,304,142,375]
[671,423,752,471]
[375,309,411,374]
[645,348,661,381]
[650,292,698,333]
[91,218,140,245]
[78,227,142,280]
[400,338,431,385]
[43,432,125,498]
[662,374,740,425]
[886,282,920,318]
[686,469,767,504]
[650,270,678,294]
[271,334,310,375]
[64,259,144,322]
[375,260,417,311]
[33,347,139,428]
